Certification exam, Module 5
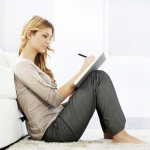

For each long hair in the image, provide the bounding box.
[19,15,56,82]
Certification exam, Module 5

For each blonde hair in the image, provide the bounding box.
[19,15,56,82]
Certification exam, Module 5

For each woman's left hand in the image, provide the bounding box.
[68,90,76,101]
[61,89,77,107]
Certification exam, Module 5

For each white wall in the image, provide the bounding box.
[51,0,104,62]
[0,0,53,53]
[0,0,2,47]
[109,0,150,56]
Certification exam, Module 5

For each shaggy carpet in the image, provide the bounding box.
[6,129,150,150]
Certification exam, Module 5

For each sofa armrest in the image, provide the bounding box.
[0,66,17,99]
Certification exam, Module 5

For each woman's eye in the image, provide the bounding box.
[43,35,47,38]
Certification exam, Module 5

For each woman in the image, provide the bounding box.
[12,15,146,144]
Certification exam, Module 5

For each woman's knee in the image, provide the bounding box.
[93,70,110,79]
[88,70,110,84]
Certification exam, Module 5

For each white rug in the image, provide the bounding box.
[6,129,150,150]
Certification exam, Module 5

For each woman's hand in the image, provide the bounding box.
[61,101,68,107]
[79,55,95,73]
[61,89,77,107]
[68,89,77,101]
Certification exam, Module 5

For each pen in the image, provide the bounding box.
[78,53,87,58]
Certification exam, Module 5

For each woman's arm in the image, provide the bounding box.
[15,61,64,107]
[58,55,95,100]
[57,71,81,100]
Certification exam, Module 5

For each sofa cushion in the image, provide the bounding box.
[0,49,8,68]
[4,52,18,68]
[0,66,17,99]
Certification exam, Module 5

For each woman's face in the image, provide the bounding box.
[29,28,52,53]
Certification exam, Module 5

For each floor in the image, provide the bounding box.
[2,117,150,150]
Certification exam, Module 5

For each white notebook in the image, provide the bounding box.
[74,52,106,88]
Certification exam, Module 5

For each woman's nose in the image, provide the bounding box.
[46,39,50,44]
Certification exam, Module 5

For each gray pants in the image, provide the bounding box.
[42,70,126,142]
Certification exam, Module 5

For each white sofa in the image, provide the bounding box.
[0,51,28,149]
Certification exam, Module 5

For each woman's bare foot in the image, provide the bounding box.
[112,129,147,144]
[104,128,113,139]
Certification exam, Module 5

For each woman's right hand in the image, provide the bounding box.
[79,55,95,73]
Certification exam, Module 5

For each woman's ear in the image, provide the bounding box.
[27,30,32,40]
